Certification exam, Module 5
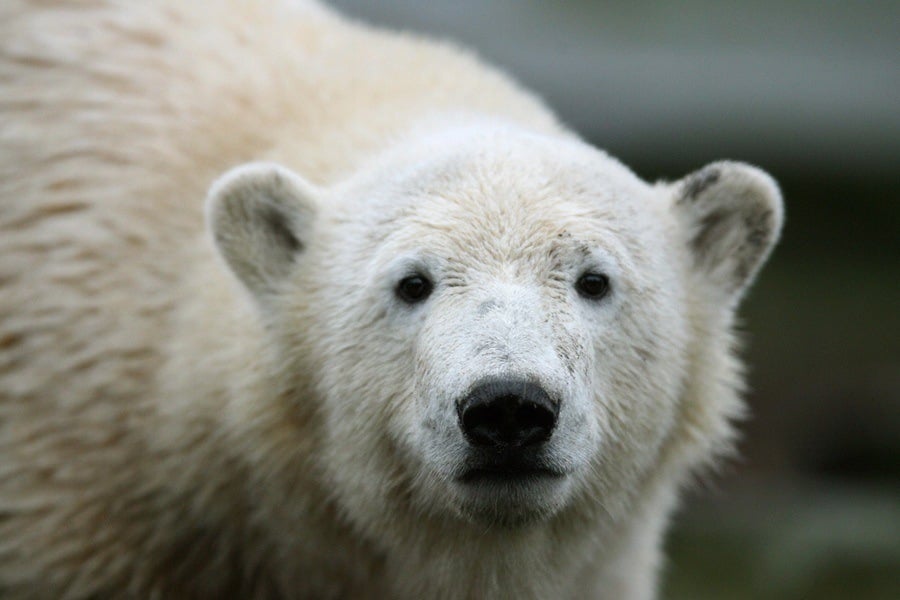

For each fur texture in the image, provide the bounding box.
[0,1,783,598]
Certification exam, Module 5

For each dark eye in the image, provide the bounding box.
[576,272,610,300]
[396,274,433,304]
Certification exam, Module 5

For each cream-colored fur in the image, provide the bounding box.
[0,1,782,598]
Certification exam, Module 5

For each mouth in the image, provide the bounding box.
[456,465,565,485]
[450,459,570,526]
[456,459,566,485]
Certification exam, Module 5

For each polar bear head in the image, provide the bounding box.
[206,125,782,531]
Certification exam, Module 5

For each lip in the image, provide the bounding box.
[456,466,565,485]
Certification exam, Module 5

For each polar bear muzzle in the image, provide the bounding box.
[455,378,564,484]
[457,378,558,449]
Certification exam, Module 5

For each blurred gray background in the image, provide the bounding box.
[331,1,899,598]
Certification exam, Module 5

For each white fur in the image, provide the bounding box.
[0,1,782,598]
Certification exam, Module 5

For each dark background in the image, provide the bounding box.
[331,1,900,597]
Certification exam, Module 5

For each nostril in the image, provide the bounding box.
[458,380,558,449]
[515,401,556,446]
[461,400,507,447]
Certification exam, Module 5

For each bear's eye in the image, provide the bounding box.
[396,274,433,304]
[576,272,610,300]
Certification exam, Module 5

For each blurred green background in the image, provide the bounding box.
[331,1,900,597]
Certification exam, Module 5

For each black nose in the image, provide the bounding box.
[457,379,559,449]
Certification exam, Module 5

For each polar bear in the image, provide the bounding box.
[0,1,782,598]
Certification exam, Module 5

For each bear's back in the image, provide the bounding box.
[0,2,559,595]
[0,0,558,411]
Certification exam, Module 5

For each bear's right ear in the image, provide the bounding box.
[206,162,318,301]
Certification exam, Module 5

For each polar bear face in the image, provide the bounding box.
[207,127,782,530]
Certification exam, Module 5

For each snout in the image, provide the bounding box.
[451,378,569,522]
[457,379,558,449]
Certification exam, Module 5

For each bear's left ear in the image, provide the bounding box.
[206,162,318,302]
[672,161,784,304]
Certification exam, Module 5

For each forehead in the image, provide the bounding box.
[346,133,654,260]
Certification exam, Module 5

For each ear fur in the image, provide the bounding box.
[206,162,318,301]
[673,161,783,303]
